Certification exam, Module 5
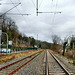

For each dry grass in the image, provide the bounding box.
[50,49,74,64]
[0,50,42,64]
[65,50,75,64]
[0,54,15,63]
[65,51,73,59]
[52,49,75,64]
[12,43,32,47]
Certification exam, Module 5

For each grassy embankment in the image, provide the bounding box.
[0,49,43,64]
[50,50,75,65]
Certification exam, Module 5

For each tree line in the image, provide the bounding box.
[51,34,75,56]
[1,15,75,51]
[0,15,51,49]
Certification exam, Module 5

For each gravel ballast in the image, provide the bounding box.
[0,51,37,68]
[54,52,75,74]
[13,51,45,75]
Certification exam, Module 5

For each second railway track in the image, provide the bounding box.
[0,51,42,75]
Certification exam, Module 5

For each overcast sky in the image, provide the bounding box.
[0,0,75,43]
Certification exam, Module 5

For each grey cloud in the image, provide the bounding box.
[0,0,75,42]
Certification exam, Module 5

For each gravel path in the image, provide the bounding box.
[13,51,45,75]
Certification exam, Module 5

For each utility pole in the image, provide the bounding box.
[0,3,21,54]
[2,32,8,54]
[0,2,30,54]
[36,0,61,16]
[0,15,3,54]
[0,29,2,52]
[0,3,21,31]
[37,34,39,49]
[36,0,38,16]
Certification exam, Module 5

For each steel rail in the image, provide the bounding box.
[0,51,42,71]
[45,50,48,75]
[8,51,42,75]
[49,51,73,75]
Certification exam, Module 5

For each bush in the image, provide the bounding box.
[65,50,75,59]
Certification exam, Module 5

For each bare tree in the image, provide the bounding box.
[51,35,61,44]
[51,35,62,51]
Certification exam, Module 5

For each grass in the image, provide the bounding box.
[69,62,75,66]
[50,50,74,65]
[50,49,75,74]
[0,50,43,64]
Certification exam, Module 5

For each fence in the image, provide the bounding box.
[1,45,38,52]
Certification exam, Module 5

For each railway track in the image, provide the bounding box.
[13,50,45,75]
[0,50,74,75]
[45,50,74,75]
[0,51,42,75]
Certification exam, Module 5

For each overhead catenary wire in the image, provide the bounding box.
[35,0,61,16]
[18,0,31,16]
[0,3,21,17]
[51,0,53,9]
[51,0,59,24]
[48,0,53,10]
[29,0,44,10]
[39,0,53,9]
[0,13,30,15]
[18,0,29,14]
[18,0,35,16]
[9,0,22,15]
[38,0,44,9]
[0,3,19,5]
[18,0,37,25]
[55,0,58,11]
[31,0,36,8]
[28,0,37,16]
[17,0,31,23]
[36,0,38,16]
[9,0,29,24]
